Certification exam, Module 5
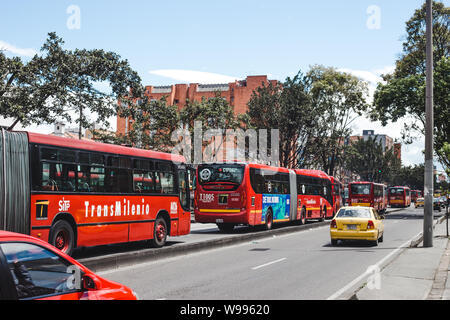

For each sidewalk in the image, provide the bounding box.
[355,215,450,300]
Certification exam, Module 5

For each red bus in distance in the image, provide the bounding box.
[194,162,335,232]
[348,181,387,214]
[388,186,411,208]
[411,190,423,203]
[0,130,191,255]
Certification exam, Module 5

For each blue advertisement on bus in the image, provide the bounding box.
[261,194,290,223]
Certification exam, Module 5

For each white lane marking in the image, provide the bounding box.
[326,230,422,300]
[98,225,328,276]
[252,258,287,270]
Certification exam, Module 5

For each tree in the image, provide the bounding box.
[345,135,401,183]
[305,65,369,176]
[101,92,244,162]
[246,71,315,168]
[390,164,425,191]
[0,32,142,133]
[370,1,449,169]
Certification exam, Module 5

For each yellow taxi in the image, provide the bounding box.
[330,206,384,246]
[415,197,424,208]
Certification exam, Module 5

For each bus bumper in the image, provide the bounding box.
[194,209,248,225]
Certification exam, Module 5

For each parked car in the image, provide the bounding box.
[439,196,447,208]
[330,206,384,246]
[433,198,442,212]
[0,230,137,300]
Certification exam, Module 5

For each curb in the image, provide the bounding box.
[80,220,330,273]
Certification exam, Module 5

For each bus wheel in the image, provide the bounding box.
[264,209,273,231]
[151,217,168,248]
[50,220,75,256]
[319,207,326,222]
[300,208,306,225]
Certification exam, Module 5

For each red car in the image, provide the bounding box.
[0,231,137,300]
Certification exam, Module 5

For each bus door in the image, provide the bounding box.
[176,164,191,235]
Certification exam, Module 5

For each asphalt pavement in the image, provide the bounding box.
[95,206,446,300]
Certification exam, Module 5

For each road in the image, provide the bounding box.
[98,207,442,300]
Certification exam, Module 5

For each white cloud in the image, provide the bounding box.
[338,66,395,104]
[0,40,37,57]
[148,69,240,84]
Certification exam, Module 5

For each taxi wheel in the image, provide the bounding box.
[331,239,338,246]
[371,234,379,246]
[379,233,384,243]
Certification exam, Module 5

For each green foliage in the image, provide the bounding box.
[390,164,425,191]
[100,92,243,157]
[0,32,142,131]
[345,135,401,183]
[304,65,369,175]
[246,66,369,172]
[370,1,449,169]
[246,72,313,168]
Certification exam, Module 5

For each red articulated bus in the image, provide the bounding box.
[294,169,335,221]
[411,190,423,203]
[0,130,191,255]
[194,162,334,232]
[388,186,411,208]
[348,181,387,214]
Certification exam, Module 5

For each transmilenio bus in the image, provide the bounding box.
[0,130,191,255]
[194,162,340,231]
[348,181,387,213]
[388,186,411,208]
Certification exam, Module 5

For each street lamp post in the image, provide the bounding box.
[423,0,434,247]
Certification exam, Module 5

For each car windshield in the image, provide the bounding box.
[198,164,244,185]
[350,184,371,195]
[336,208,372,218]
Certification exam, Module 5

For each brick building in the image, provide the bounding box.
[116,75,277,135]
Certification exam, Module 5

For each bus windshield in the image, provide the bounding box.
[350,184,371,195]
[198,164,245,185]
[389,188,404,195]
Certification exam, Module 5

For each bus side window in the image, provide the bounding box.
[159,172,174,194]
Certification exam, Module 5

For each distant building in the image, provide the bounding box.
[116,75,277,135]
[349,130,400,160]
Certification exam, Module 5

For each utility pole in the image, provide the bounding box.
[423,0,434,247]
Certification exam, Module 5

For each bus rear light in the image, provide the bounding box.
[251,196,255,206]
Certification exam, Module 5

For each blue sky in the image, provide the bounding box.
[0,0,448,171]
